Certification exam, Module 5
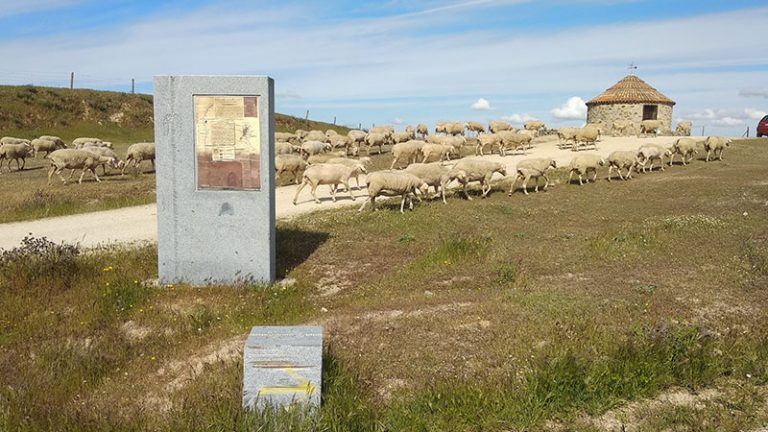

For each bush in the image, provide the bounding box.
[0,236,81,293]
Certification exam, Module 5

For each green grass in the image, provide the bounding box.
[2,139,768,431]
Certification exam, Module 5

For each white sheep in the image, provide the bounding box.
[347,130,367,146]
[465,121,485,135]
[300,140,332,158]
[703,136,731,162]
[573,125,601,151]
[275,154,308,185]
[510,158,557,195]
[449,159,507,200]
[420,143,456,163]
[612,120,631,136]
[675,121,692,136]
[640,120,664,136]
[72,137,104,148]
[275,141,299,155]
[306,151,347,165]
[637,144,671,173]
[365,132,389,155]
[568,154,605,185]
[669,138,698,166]
[404,162,464,204]
[304,130,329,143]
[329,135,354,155]
[489,120,513,134]
[0,143,33,172]
[497,131,532,156]
[31,138,66,158]
[358,171,428,213]
[39,135,66,147]
[416,123,429,138]
[121,142,155,175]
[606,151,640,181]
[47,149,113,184]
[0,137,31,146]
[557,127,578,148]
[294,129,308,140]
[80,146,120,175]
[292,163,359,205]
[392,131,414,144]
[326,157,371,190]
[475,133,500,156]
[390,140,426,169]
[369,125,394,136]
[275,132,297,143]
[325,129,339,137]
[523,120,546,135]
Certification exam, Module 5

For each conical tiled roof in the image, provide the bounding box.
[586,75,675,106]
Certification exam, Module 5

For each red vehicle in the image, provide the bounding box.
[758,115,768,138]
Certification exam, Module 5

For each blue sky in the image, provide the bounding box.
[1,0,766,135]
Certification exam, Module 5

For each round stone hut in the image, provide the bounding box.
[586,75,675,135]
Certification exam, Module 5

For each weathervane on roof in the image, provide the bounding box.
[628,62,638,75]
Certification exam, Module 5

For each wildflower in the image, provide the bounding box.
[102,266,113,272]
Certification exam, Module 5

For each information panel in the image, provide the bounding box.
[195,95,261,190]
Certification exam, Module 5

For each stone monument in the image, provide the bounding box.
[242,326,323,410]
[154,76,275,284]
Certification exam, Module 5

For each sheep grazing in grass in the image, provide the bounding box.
[47,149,113,184]
[449,159,507,200]
[358,171,428,213]
[568,154,605,185]
[420,143,456,163]
[404,162,465,204]
[489,120,513,134]
[80,146,120,175]
[365,132,389,155]
[416,123,429,138]
[0,142,33,172]
[121,142,155,175]
[31,138,66,158]
[475,133,500,156]
[573,125,601,151]
[637,144,671,173]
[510,158,556,195]
[326,157,370,190]
[275,154,308,185]
[640,120,664,136]
[612,120,631,136]
[675,121,692,137]
[703,136,731,162]
[670,138,698,166]
[466,121,485,135]
[498,131,532,156]
[292,163,359,205]
[606,151,640,181]
[304,130,329,143]
[390,140,426,169]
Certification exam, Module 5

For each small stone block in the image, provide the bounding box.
[242,326,323,410]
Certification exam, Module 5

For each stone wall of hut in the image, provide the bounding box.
[587,103,673,136]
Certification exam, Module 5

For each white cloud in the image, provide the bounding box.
[501,113,536,124]
[551,97,587,120]
[470,98,494,111]
[739,88,768,98]
[712,117,744,127]
[393,117,404,125]
[744,108,767,120]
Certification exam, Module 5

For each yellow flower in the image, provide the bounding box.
[102,266,113,272]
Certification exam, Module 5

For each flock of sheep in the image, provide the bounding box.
[279,119,731,213]
[0,136,156,184]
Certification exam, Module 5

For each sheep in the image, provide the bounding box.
[434,122,448,135]
[449,159,507,200]
[72,137,104,148]
[637,144,671,173]
[369,125,394,136]
[306,151,347,165]
[392,131,414,144]
[0,142,33,172]
[640,120,664,136]
[329,135,354,155]
[325,129,339,138]
[300,140,332,158]
[275,154,308,185]
[420,143,456,163]
[497,131,532,156]
[510,158,556,195]
[326,157,371,190]
[557,127,578,148]
[606,151,640,181]
[703,136,731,162]
[675,121,692,136]
[275,132,298,144]
[121,142,155,175]
[669,138,698,166]
[568,154,605,185]
[47,149,113,184]
[475,133,501,156]
[573,125,601,151]
[489,120,513,134]
[276,141,299,155]
[390,140,426,169]
[294,129,309,140]
[31,138,66,158]
[348,130,367,146]
[292,163,358,205]
[466,121,485,135]
[365,132,389,155]
[303,130,329,143]
[1,137,31,146]
[403,162,464,204]
[523,120,546,135]
[80,146,120,175]
[612,120,631,136]
[39,135,66,147]
[358,171,428,213]
[416,123,429,138]
[405,125,415,136]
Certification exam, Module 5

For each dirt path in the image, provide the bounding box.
[0,135,696,250]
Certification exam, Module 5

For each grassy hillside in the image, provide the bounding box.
[0,85,349,142]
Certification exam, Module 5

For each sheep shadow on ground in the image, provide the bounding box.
[276,227,330,277]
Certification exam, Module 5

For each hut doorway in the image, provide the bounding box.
[643,105,658,121]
